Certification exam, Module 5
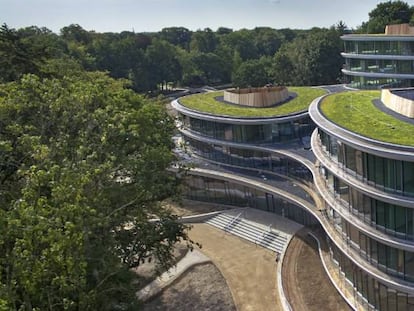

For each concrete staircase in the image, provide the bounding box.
[205,212,288,253]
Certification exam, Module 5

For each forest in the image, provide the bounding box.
[0,1,413,310]
[1,0,412,94]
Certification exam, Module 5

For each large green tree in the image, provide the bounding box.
[271,28,342,86]
[0,71,189,310]
[0,24,64,83]
[232,57,271,87]
[359,0,414,33]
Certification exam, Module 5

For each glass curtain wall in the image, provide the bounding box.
[322,167,414,240]
[181,114,315,144]
[183,175,318,226]
[344,40,414,56]
[184,137,313,183]
[330,240,414,311]
[318,130,414,197]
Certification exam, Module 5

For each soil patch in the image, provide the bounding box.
[282,229,350,311]
[142,263,236,311]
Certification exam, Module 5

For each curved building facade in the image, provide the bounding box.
[341,24,414,89]
[172,84,414,310]
[172,87,325,226]
[309,90,414,310]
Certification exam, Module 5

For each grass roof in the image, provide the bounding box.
[178,87,327,117]
[320,90,414,147]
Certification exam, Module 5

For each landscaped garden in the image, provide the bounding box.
[178,87,327,117]
[320,90,414,147]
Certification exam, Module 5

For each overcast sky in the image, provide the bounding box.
[1,0,386,33]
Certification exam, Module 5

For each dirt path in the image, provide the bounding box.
[188,224,282,311]
[282,229,351,311]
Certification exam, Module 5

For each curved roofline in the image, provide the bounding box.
[341,52,414,61]
[342,69,414,79]
[308,96,414,160]
[341,35,414,41]
[171,99,309,125]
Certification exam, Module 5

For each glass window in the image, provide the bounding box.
[395,205,406,235]
[376,201,386,228]
[405,251,414,282]
[379,283,388,311]
[387,247,398,272]
[375,157,385,187]
[371,239,378,263]
[367,276,376,307]
[388,289,397,311]
[397,293,407,311]
[403,162,414,196]
[344,145,356,171]
[367,154,376,183]
[377,243,387,268]
[408,209,414,240]
[385,203,396,231]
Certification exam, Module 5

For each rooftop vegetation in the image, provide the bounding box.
[178,87,327,117]
[320,90,414,147]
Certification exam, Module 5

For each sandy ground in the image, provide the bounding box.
[140,201,349,311]
[188,224,281,311]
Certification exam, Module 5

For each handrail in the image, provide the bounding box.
[255,223,274,245]
[224,211,243,233]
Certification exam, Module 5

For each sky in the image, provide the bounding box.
[1,0,389,33]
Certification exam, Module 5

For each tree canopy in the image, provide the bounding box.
[358,0,414,33]
[0,22,347,93]
[0,70,190,310]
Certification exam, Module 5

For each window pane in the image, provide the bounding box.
[403,162,414,196]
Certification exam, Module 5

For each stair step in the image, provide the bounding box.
[205,213,289,253]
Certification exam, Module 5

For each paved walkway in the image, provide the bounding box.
[188,223,282,311]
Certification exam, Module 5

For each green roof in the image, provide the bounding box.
[178,87,327,117]
[320,90,414,147]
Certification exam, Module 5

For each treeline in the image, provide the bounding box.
[1,1,414,94]
[0,23,346,93]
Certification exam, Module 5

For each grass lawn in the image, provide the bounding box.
[178,87,326,117]
[320,90,414,147]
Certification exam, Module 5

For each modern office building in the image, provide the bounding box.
[172,25,414,311]
[309,88,414,310]
[341,23,414,89]
[172,86,326,226]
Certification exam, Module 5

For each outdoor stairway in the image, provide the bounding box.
[205,212,289,253]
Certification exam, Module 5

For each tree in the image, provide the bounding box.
[253,27,283,56]
[145,39,182,91]
[219,29,258,61]
[189,28,217,53]
[271,52,295,85]
[232,58,270,88]
[159,27,192,50]
[0,71,190,310]
[0,24,65,82]
[216,27,233,35]
[335,20,348,35]
[359,1,413,33]
[272,29,342,86]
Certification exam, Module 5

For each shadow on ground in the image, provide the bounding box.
[141,263,236,311]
